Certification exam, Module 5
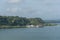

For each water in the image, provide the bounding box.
[0,25,60,40]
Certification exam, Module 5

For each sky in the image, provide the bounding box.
[0,0,60,20]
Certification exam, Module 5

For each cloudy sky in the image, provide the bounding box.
[0,0,60,20]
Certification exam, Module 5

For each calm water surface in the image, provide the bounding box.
[0,25,60,40]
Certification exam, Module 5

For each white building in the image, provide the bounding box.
[26,25,35,28]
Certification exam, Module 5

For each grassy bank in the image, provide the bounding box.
[0,24,57,29]
[44,23,57,26]
[0,25,27,29]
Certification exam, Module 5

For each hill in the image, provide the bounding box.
[0,16,44,28]
[44,20,60,23]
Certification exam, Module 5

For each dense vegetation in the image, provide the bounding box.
[0,16,44,29]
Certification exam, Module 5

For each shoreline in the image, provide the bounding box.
[0,23,57,29]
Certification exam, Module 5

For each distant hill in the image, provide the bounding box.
[44,20,60,23]
[0,16,44,26]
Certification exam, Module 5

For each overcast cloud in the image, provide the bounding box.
[0,0,60,20]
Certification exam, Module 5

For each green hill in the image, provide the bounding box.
[0,16,44,29]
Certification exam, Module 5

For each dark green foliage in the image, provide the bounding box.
[28,18,44,25]
[0,16,44,28]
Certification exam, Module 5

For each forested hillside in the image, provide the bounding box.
[0,16,44,28]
